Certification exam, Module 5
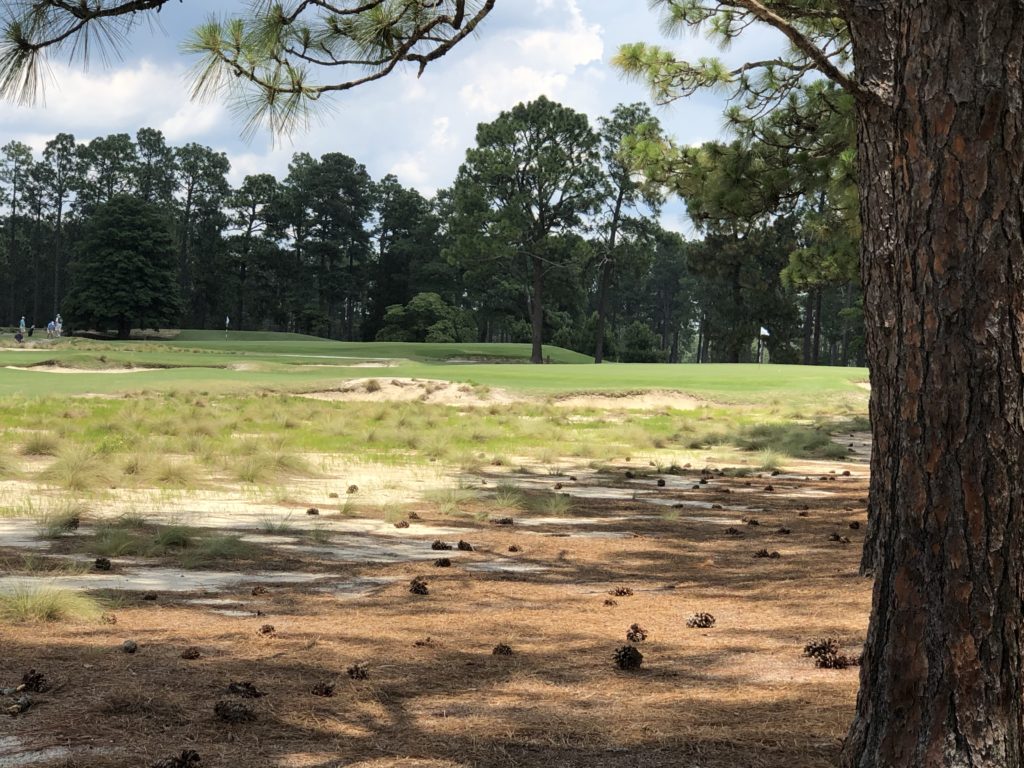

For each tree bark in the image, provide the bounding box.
[594,257,612,364]
[811,288,822,365]
[530,253,544,364]
[842,1,1024,765]
[595,188,625,364]
[802,290,814,364]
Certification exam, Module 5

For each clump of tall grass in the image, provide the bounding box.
[180,535,258,567]
[153,524,194,550]
[259,514,295,534]
[36,500,89,538]
[19,432,60,457]
[230,439,313,483]
[39,445,113,491]
[425,486,475,516]
[148,458,200,488]
[536,493,573,517]
[757,449,786,472]
[493,482,525,511]
[0,586,104,623]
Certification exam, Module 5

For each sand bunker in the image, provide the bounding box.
[551,391,706,411]
[5,365,159,374]
[301,379,708,410]
[301,378,516,406]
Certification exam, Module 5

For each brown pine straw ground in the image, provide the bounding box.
[1,469,871,768]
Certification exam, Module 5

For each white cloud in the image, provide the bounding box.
[4,60,225,145]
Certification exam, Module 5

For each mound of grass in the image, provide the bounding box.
[0,586,104,623]
[180,535,259,567]
[153,524,194,550]
[39,445,113,491]
[36,507,86,539]
[737,423,848,460]
[493,482,525,511]
[19,432,60,456]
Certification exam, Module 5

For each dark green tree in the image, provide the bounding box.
[451,96,603,363]
[63,195,181,338]
[593,103,664,363]
[225,173,279,331]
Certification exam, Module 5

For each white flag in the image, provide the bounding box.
[760,327,770,337]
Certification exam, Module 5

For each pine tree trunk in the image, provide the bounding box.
[811,289,822,365]
[594,257,612,364]
[802,290,814,364]
[530,254,544,364]
[842,2,1024,765]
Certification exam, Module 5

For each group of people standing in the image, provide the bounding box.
[13,314,61,344]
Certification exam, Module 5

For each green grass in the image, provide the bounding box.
[181,535,260,567]
[0,332,867,404]
[0,586,104,622]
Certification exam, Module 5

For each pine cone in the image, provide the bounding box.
[492,517,514,526]
[803,638,859,668]
[149,750,201,768]
[686,612,716,629]
[613,645,643,671]
[94,557,112,571]
[604,598,618,607]
[251,585,269,596]
[394,520,410,529]
[457,540,474,552]
[610,586,634,597]
[347,664,368,680]
[257,624,276,637]
[306,507,319,516]
[492,644,514,656]
[20,669,47,693]
[180,646,201,660]
[347,484,359,494]
[508,544,522,553]
[431,540,453,551]
[311,681,335,697]
[122,640,139,654]
[409,576,429,595]
[626,624,648,643]
[434,558,452,568]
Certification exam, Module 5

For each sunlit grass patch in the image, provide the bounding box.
[0,586,104,623]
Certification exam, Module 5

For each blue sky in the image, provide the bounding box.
[1,0,784,229]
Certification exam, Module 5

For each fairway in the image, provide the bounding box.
[0,333,869,403]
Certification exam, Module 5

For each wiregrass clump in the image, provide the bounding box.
[0,586,104,623]
[19,432,60,457]
[39,445,113,491]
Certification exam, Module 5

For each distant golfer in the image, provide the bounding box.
[46,320,55,338]
[18,316,25,335]
[225,315,230,339]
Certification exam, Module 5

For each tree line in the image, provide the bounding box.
[0,97,861,364]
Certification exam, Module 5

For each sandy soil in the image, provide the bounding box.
[4,365,160,374]
[0,459,871,768]
[301,379,707,411]
[301,378,518,407]
[550,391,705,411]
